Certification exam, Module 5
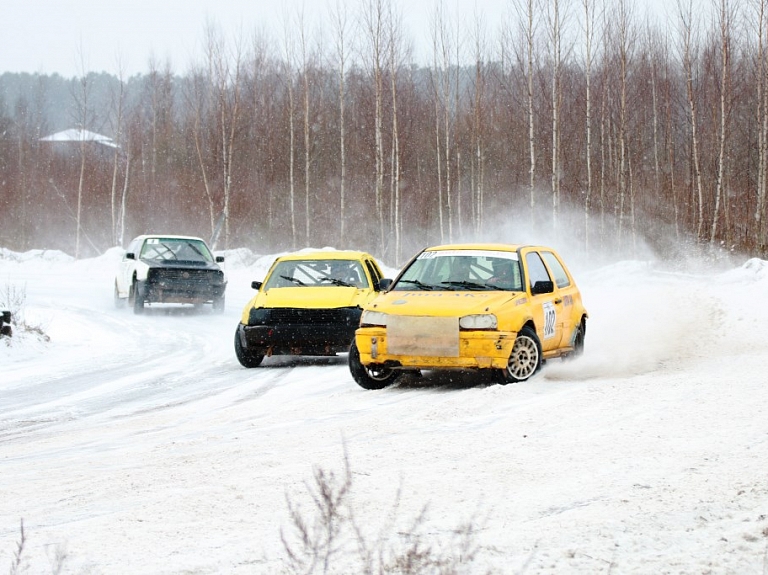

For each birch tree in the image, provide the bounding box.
[545,0,570,232]
[469,9,488,234]
[678,0,705,240]
[362,0,387,253]
[298,9,314,245]
[755,0,768,248]
[282,15,299,248]
[72,48,92,259]
[711,0,732,244]
[387,2,405,262]
[331,0,350,245]
[430,2,456,242]
[108,56,128,246]
[582,0,598,253]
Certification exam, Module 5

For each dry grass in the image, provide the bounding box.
[281,450,494,575]
[0,282,49,342]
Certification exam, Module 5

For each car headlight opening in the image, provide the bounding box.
[360,310,389,327]
[459,313,498,330]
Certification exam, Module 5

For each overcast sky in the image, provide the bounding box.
[4,0,677,78]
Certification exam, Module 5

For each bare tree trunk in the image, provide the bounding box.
[188,69,216,238]
[72,49,91,259]
[679,0,705,240]
[527,0,537,222]
[650,26,662,212]
[387,3,404,262]
[109,60,127,246]
[758,0,768,249]
[711,0,731,243]
[619,0,633,245]
[547,0,568,233]
[470,10,487,235]
[363,0,387,254]
[583,0,595,254]
[119,147,130,247]
[283,19,298,249]
[332,1,348,246]
[431,2,454,242]
[299,10,312,245]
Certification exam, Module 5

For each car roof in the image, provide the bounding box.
[424,243,529,253]
[133,234,208,243]
[275,249,375,262]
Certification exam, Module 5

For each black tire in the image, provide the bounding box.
[114,282,126,309]
[212,295,225,314]
[132,280,145,315]
[497,325,542,384]
[234,326,264,368]
[348,340,400,390]
[567,318,586,360]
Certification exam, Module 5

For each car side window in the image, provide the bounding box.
[525,252,552,290]
[540,251,571,289]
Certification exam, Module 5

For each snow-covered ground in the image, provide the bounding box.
[2,246,768,574]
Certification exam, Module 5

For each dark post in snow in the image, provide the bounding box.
[0,310,12,338]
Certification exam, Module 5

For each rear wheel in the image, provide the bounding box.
[497,325,541,384]
[348,340,400,390]
[567,318,586,359]
[234,327,264,368]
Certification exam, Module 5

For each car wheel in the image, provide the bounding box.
[114,282,126,309]
[234,327,264,368]
[498,325,541,384]
[567,318,586,359]
[348,340,400,390]
[132,281,145,315]
[212,295,225,314]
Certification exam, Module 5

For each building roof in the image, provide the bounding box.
[40,129,118,148]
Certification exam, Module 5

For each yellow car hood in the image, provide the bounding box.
[367,290,524,317]
[257,286,368,309]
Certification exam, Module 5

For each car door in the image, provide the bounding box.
[522,249,563,351]
[540,250,579,348]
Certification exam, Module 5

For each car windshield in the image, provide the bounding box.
[140,238,214,263]
[263,259,368,289]
[392,250,523,292]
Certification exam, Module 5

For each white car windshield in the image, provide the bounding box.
[140,238,214,263]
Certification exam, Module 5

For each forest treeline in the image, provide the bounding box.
[0,0,765,264]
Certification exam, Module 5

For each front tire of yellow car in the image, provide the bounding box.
[234,327,264,368]
[348,340,400,390]
[498,325,541,384]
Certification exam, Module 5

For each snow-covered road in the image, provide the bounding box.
[2,248,768,574]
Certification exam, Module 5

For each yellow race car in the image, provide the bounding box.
[235,250,387,367]
[348,243,587,388]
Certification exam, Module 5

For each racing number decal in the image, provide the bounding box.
[542,301,556,340]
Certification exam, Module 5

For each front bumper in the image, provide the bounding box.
[137,278,226,304]
[355,326,516,370]
[238,306,362,356]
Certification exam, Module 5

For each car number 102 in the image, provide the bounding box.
[542,301,556,340]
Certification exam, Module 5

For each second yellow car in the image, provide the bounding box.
[235,250,386,367]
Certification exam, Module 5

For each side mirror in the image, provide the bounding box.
[126,252,135,260]
[377,278,393,291]
[216,256,225,263]
[531,280,554,295]
[251,281,263,290]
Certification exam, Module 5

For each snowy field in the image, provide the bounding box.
[2,246,768,574]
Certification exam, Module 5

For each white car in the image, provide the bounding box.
[114,235,227,314]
